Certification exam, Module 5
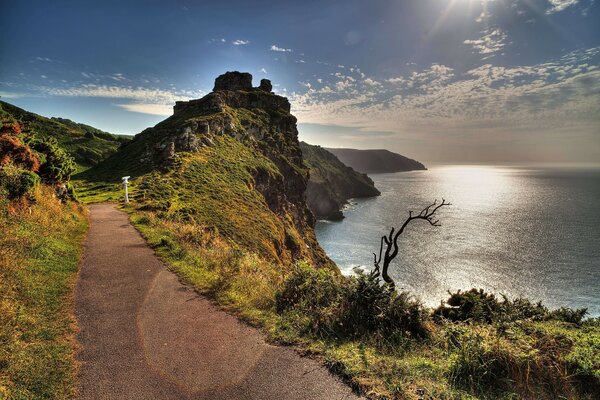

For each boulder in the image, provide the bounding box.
[213,71,253,91]
[259,79,273,92]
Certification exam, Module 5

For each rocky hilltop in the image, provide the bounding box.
[325,147,426,174]
[301,142,380,220]
[84,72,331,267]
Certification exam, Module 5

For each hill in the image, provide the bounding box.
[0,100,128,169]
[325,147,426,174]
[301,142,380,220]
[80,72,331,268]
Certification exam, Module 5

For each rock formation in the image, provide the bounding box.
[87,72,332,267]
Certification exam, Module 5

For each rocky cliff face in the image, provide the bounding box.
[301,142,380,220]
[87,72,331,268]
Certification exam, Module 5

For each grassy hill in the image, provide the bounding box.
[78,72,331,268]
[0,100,128,170]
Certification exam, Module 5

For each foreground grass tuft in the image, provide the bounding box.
[0,186,87,399]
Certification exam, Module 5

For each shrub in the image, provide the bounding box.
[548,307,588,325]
[0,133,40,172]
[276,265,429,341]
[434,289,586,325]
[0,166,40,199]
[29,138,76,183]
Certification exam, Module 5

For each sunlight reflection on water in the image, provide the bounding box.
[315,165,600,316]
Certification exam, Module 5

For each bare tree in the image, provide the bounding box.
[373,199,450,289]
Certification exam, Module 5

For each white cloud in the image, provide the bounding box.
[289,48,600,149]
[547,0,579,13]
[260,68,267,74]
[464,29,508,55]
[41,84,204,116]
[115,103,173,116]
[232,39,250,45]
[270,45,292,52]
[363,78,380,86]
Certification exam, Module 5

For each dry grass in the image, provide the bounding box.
[0,186,87,399]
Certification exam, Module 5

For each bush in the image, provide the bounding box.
[0,166,40,199]
[434,289,586,325]
[548,307,588,325]
[29,138,76,183]
[276,265,429,341]
[0,132,41,172]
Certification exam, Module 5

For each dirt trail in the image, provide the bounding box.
[75,204,360,400]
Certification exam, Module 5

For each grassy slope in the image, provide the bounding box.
[0,100,128,171]
[128,204,599,400]
[0,187,88,399]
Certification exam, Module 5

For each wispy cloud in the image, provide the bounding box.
[115,103,173,116]
[463,29,508,56]
[289,47,600,147]
[41,84,203,116]
[546,0,579,13]
[270,44,292,52]
[232,39,250,45]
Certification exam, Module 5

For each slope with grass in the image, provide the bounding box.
[0,186,87,399]
[0,100,128,170]
[301,142,380,220]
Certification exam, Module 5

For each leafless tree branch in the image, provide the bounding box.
[373,199,450,288]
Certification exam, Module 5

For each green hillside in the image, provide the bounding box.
[78,72,332,268]
[0,100,128,170]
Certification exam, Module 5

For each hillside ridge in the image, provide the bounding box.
[325,147,426,174]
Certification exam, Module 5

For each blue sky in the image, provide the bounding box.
[1,0,599,163]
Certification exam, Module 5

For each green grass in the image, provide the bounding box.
[0,186,88,399]
[1,100,128,170]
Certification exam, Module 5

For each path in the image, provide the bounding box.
[75,204,360,400]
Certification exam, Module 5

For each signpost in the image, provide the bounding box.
[122,176,130,204]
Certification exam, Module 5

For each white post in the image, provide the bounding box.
[122,176,130,204]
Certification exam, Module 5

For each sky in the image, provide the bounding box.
[1,0,599,163]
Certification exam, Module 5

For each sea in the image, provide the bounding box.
[315,165,600,317]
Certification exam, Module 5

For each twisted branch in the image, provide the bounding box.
[373,199,450,288]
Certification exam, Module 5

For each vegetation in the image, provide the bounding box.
[128,205,599,400]
[0,100,128,171]
[5,86,596,399]
[0,185,87,399]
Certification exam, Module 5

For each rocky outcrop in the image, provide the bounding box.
[301,142,380,220]
[325,148,426,174]
[213,71,253,91]
[89,72,331,268]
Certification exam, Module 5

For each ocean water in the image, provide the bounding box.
[315,165,600,317]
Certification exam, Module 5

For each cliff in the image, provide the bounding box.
[325,147,426,174]
[300,142,380,220]
[83,72,332,267]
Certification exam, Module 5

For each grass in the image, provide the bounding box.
[1,100,127,170]
[0,186,88,399]
[127,206,599,400]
